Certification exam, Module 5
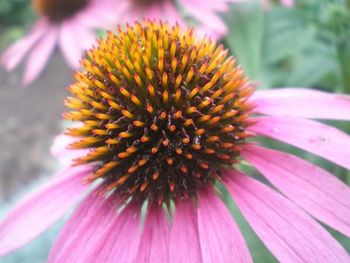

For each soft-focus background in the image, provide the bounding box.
[0,0,349,262]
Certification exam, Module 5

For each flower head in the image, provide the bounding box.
[116,0,243,39]
[64,21,254,205]
[0,0,117,85]
[1,21,350,263]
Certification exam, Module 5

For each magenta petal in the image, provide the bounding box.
[48,188,115,263]
[250,116,350,169]
[76,204,141,263]
[242,145,350,237]
[137,206,170,263]
[197,191,252,263]
[225,171,350,263]
[0,165,92,255]
[251,88,350,120]
[23,25,58,85]
[170,200,202,263]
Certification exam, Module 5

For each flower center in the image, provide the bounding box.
[32,0,88,22]
[64,21,254,205]
[133,0,165,7]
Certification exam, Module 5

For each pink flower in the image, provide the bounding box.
[1,21,350,262]
[0,0,118,85]
[116,0,244,38]
[281,0,294,7]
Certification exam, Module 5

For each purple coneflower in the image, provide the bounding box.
[0,0,117,85]
[116,0,243,39]
[1,21,350,262]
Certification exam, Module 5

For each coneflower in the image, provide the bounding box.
[1,21,350,262]
[115,0,242,39]
[0,0,118,85]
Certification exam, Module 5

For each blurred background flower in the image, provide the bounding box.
[0,0,349,262]
[0,0,118,85]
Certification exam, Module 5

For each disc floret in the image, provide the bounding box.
[64,21,254,205]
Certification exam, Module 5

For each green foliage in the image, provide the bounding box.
[0,0,34,25]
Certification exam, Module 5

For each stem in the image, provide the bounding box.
[337,41,350,93]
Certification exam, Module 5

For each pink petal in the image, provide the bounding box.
[59,20,85,69]
[251,88,350,120]
[0,19,49,71]
[23,25,58,85]
[0,165,92,255]
[180,0,228,35]
[50,133,89,164]
[75,0,121,28]
[48,188,116,263]
[197,191,252,263]
[163,0,185,26]
[170,200,202,263]
[281,0,294,7]
[225,170,350,263]
[242,145,350,237]
[137,205,170,263]
[76,204,141,263]
[250,116,350,169]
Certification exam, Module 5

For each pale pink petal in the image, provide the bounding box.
[77,27,96,51]
[50,133,89,164]
[59,21,85,69]
[242,145,350,237]
[0,165,92,255]
[48,188,116,263]
[225,170,350,263]
[250,116,350,169]
[170,200,202,263]
[76,204,141,262]
[137,205,170,263]
[163,0,185,26]
[181,0,228,35]
[251,88,350,120]
[197,191,252,263]
[75,0,121,28]
[0,19,49,71]
[23,25,58,85]
[281,0,294,7]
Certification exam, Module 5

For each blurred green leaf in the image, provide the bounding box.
[224,1,264,80]
[263,7,311,63]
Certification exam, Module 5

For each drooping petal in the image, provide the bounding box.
[225,171,350,263]
[48,188,116,263]
[170,200,202,263]
[0,165,92,255]
[250,116,350,169]
[76,204,141,263]
[242,145,350,237]
[0,19,49,71]
[197,191,252,263]
[59,20,84,69]
[251,88,350,120]
[23,25,58,85]
[137,205,170,263]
